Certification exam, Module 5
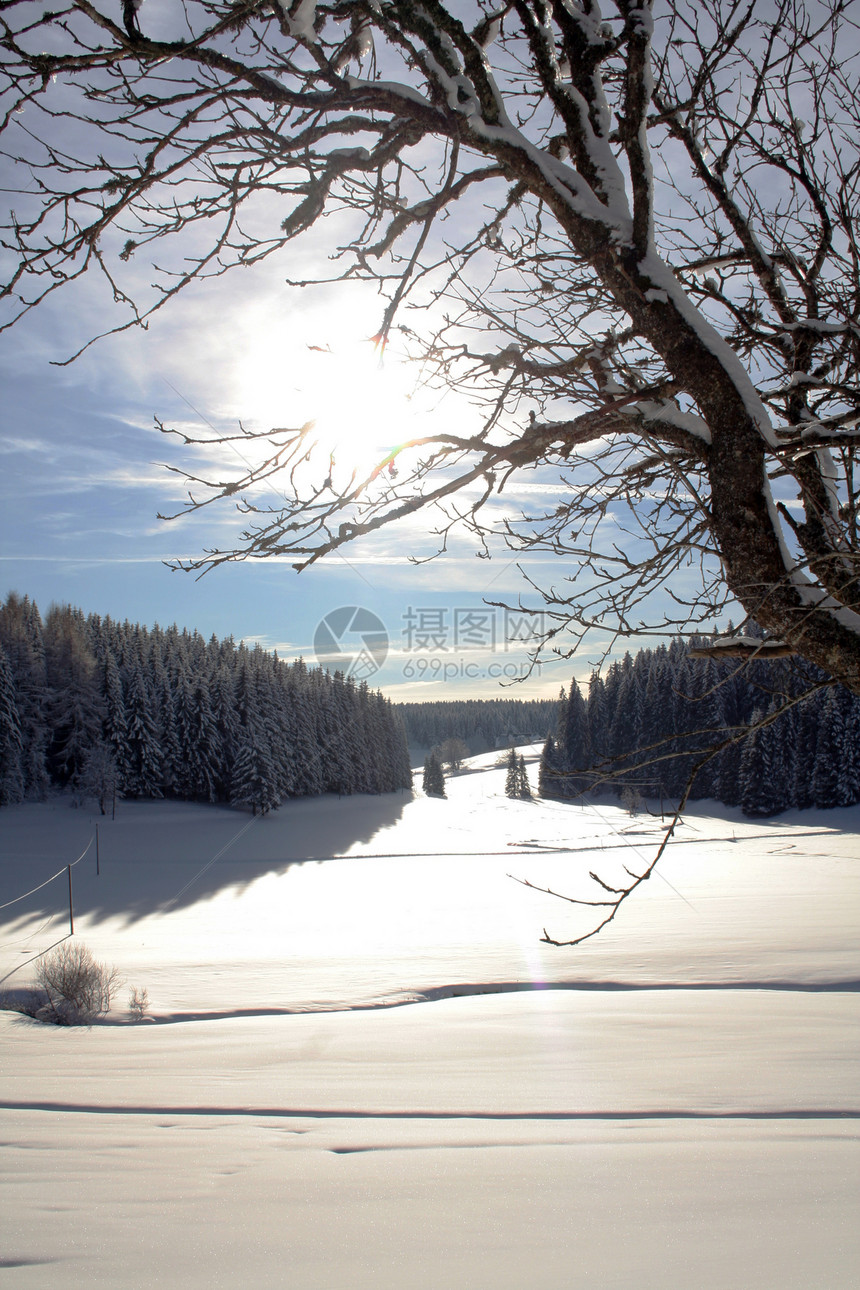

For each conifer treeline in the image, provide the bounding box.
[0,594,412,812]
[397,697,558,751]
[540,636,860,817]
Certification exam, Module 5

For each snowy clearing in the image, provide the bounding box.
[2,753,858,1288]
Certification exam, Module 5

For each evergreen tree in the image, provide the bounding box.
[811,689,842,809]
[43,604,105,786]
[837,691,860,807]
[397,697,558,753]
[284,673,325,798]
[793,690,821,811]
[739,711,769,817]
[101,651,129,788]
[0,594,415,811]
[740,704,791,817]
[504,747,519,799]
[0,593,49,799]
[385,700,414,792]
[422,752,445,798]
[639,649,677,800]
[175,668,219,802]
[230,726,278,814]
[559,680,589,797]
[538,733,562,800]
[230,665,280,814]
[123,662,163,798]
[151,629,181,794]
[717,735,744,808]
[0,644,24,805]
[585,672,606,771]
[516,754,531,800]
[209,662,239,801]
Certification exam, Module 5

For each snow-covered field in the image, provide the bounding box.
[2,750,858,1288]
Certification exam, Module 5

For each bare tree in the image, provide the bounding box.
[75,741,120,816]
[433,737,471,773]
[2,1,860,688]
[33,941,121,1025]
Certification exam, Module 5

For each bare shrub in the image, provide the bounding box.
[34,942,121,1026]
[127,986,149,1021]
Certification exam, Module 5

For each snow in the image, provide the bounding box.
[2,754,859,1288]
[764,475,860,635]
[342,76,435,111]
[632,397,712,443]
[636,249,781,450]
[280,0,317,43]
[710,633,774,649]
[354,22,373,61]
[476,16,502,49]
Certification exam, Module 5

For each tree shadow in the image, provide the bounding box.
[0,791,412,927]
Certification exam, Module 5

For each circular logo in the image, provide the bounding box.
[313,606,389,680]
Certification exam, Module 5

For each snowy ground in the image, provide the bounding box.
[1,750,858,1288]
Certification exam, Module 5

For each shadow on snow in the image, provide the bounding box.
[0,791,412,926]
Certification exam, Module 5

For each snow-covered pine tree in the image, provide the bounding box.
[837,691,860,808]
[330,671,364,795]
[385,700,413,792]
[252,654,292,802]
[100,650,129,790]
[283,668,325,798]
[739,710,772,817]
[230,726,277,815]
[422,752,445,798]
[0,594,49,800]
[537,733,562,800]
[231,663,280,813]
[397,698,557,754]
[185,672,220,803]
[208,661,239,801]
[43,604,105,786]
[355,680,384,794]
[504,747,519,799]
[792,691,821,811]
[516,754,531,800]
[740,702,793,817]
[637,647,676,800]
[811,689,843,810]
[0,643,24,806]
[122,660,163,798]
[559,680,589,798]
[170,660,197,799]
[586,673,606,772]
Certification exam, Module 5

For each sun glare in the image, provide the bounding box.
[233,316,436,485]
[304,337,414,480]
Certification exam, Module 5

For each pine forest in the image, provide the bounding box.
[4,592,859,822]
[397,698,558,753]
[0,594,412,814]
[540,636,860,817]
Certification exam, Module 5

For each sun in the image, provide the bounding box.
[232,310,433,484]
[302,336,415,481]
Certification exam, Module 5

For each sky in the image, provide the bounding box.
[0,242,592,700]
[0,4,710,703]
